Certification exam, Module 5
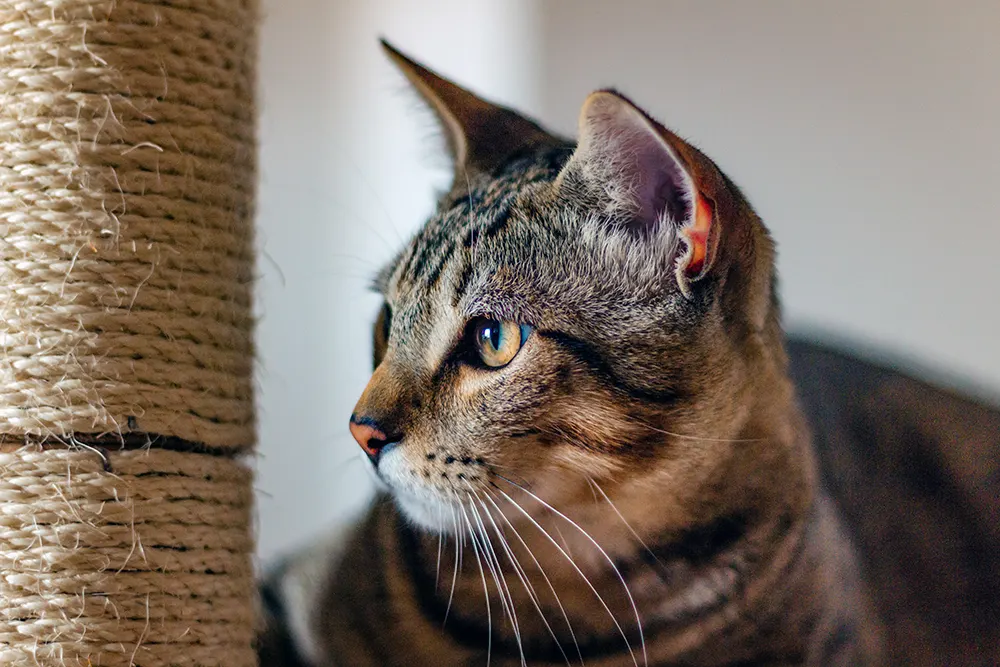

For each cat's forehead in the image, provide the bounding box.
[381,145,573,301]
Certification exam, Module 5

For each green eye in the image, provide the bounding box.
[471,319,531,368]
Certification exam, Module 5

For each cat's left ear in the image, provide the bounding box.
[381,40,556,182]
[558,91,721,296]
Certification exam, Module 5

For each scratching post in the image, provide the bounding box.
[0,1,258,665]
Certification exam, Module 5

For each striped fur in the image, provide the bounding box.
[254,45,996,666]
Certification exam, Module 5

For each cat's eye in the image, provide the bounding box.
[470,318,531,368]
[378,303,392,342]
[373,303,391,369]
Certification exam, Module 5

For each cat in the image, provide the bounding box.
[256,41,999,666]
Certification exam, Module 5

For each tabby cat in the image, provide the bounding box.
[259,41,901,666]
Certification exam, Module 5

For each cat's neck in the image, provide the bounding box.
[396,494,878,666]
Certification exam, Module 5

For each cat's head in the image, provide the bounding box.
[350,42,800,539]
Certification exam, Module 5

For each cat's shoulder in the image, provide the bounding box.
[256,512,369,666]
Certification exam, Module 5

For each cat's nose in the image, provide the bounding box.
[349,414,401,464]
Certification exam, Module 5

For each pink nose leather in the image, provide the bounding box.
[349,420,387,460]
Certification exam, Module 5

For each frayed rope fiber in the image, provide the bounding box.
[0,447,256,666]
[0,0,257,448]
[0,1,259,665]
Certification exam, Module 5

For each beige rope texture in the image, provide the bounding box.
[0,0,259,664]
[0,0,257,449]
[0,447,256,666]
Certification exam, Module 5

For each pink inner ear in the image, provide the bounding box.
[682,194,713,277]
[636,142,693,230]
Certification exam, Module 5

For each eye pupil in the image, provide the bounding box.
[477,321,503,352]
[469,318,530,368]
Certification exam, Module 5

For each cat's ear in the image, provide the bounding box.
[559,90,720,296]
[381,39,555,181]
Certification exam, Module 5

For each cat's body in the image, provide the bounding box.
[256,43,1000,666]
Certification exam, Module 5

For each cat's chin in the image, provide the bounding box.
[393,492,457,535]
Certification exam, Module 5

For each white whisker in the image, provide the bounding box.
[445,502,461,624]
[496,487,641,667]
[468,492,526,666]
[483,488,585,667]
[465,501,514,634]
[436,502,444,588]
[553,522,576,561]
[462,503,493,666]
[588,478,663,568]
[497,478,648,666]
[630,416,763,443]
[475,491,572,667]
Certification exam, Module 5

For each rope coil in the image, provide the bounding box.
[0,1,259,664]
[0,0,257,449]
[0,447,256,666]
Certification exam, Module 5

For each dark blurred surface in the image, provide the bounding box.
[788,337,1000,666]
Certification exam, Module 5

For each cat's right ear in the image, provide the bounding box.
[380,39,555,182]
[559,91,774,327]
[557,90,722,297]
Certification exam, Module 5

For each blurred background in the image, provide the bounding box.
[254,0,1000,562]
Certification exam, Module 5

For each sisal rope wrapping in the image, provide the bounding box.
[0,447,256,666]
[0,1,259,664]
[0,0,257,449]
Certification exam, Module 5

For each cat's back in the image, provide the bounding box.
[787,338,1000,667]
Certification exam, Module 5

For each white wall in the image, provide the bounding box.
[255,0,540,562]
[538,0,1000,400]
